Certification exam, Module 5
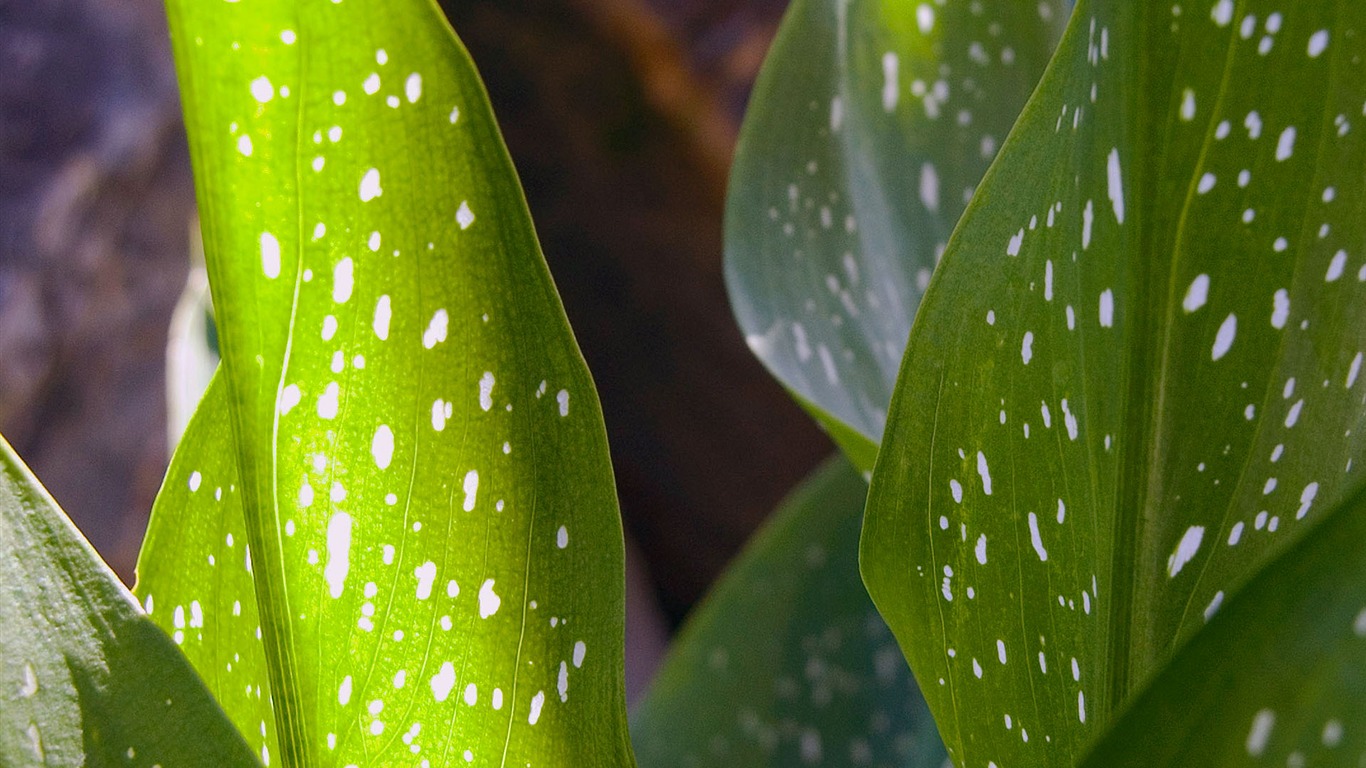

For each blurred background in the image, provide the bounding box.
[0,0,833,697]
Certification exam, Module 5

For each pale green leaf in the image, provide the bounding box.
[0,434,256,767]
[165,218,218,449]
[155,0,636,764]
[631,456,946,768]
[725,0,1066,468]
[1080,485,1366,767]
[863,2,1366,766]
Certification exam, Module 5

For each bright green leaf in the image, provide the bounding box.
[631,456,946,768]
[1080,484,1366,767]
[135,375,276,764]
[724,0,1067,468]
[0,434,256,767]
[158,0,635,764]
[862,2,1366,766]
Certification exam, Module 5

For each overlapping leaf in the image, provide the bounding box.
[631,457,945,768]
[862,2,1366,766]
[1079,484,1366,768]
[148,0,636,764]
[725,0,1067,468]
[135,376,277,763]
[0,435,256,767]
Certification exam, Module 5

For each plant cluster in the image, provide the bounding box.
[2,1,1364,766]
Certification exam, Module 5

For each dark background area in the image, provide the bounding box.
[0,0,830,693]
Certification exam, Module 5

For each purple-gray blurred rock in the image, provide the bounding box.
[0,0,194,575]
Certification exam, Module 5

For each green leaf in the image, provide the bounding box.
[156,0,635,765]
[631,456,946,768]
[1080,485,1366,767]
[0,434,256,767]
[135,375,276,764]
[862,2,1366,766]
[724,0,1067,468]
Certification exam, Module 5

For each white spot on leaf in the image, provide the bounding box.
[1212,314,1237,360]
[1107,148,1125,223]
[373,295,392,340]
[414,561,436,600]
[317,382,340,420]
[976,451,992,496]
[324,513,353,598]
[1308,30,1330,58]
[478,579,500,618]
[372,425,394,469]
[431,663,455,702]
[1167,526,1205,578]
[423,309,449,349]
[250,76,274,103]
[1183,274,1209,312]
[332,258,354,303]
[1276,127,1297,161]
[359,168,382,202]
[260,232,281,279]
[478,372,495,412]
[529,690,545,725]
[1246,709,1275,756]
[463,470,479,512]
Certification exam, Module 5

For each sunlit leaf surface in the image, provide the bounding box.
[631,457,946,768]
[0,435,255,767]
[144,0,636,764]
[136,376,276,764]
[725,0,1066,467]
[1080,485,1366,768]
[862,2,1366,766]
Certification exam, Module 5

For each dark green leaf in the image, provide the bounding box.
[863,2,1366,766]
[0,434,256,767]
[725,0,1066,467]
[157,0,636,764]
[631,456,946,768]
[1081,485,1366,767]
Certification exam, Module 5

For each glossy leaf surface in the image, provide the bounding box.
[863,2,1366,766]
[631,457,946,768]
[725,0,1066,467]
[1080,484,1366,768]
[0,434,255,767]
[152,0,635,764]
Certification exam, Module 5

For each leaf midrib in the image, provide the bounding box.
[242,3,311,764]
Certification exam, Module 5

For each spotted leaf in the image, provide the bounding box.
[154,0,635,765]
[1080,484,1366,767]
[725,0,1067,468]
[135,375,276,764]
[0,434,256,767]
[631,457,946,768]
[862,2,1366,767]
